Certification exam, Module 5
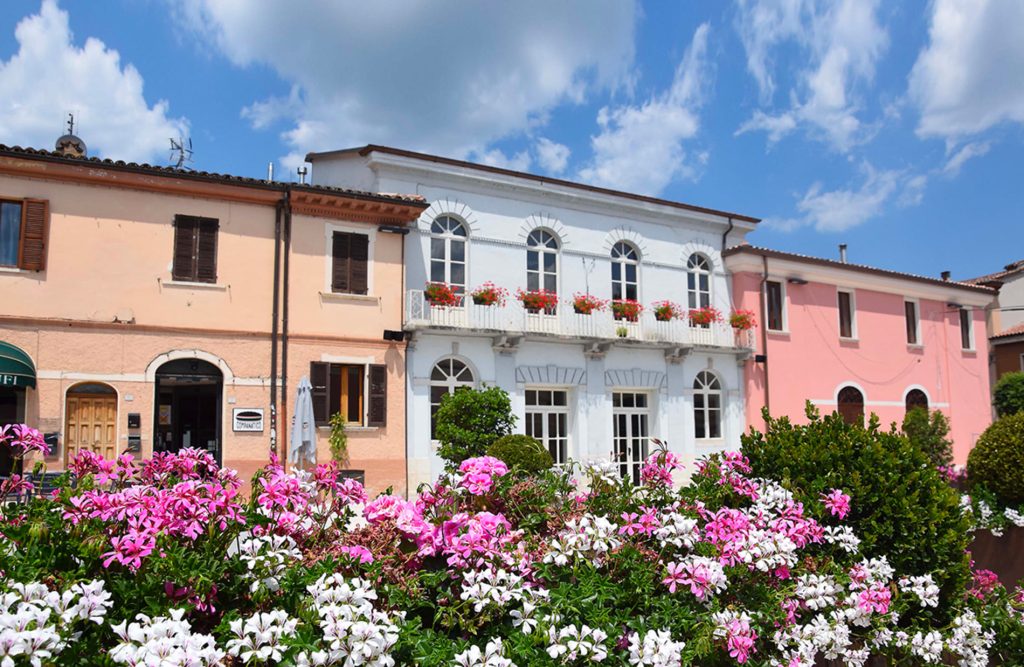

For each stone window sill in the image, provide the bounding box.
[319,291,380,304]
[162,279,228,291]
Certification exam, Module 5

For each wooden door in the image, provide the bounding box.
[65,394,118,463]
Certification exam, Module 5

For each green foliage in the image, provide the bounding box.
[486,434,554,474]
[994,371,1024,417]
[434,386,515,465]
[742,403,971,619]
[967,412,1024,506]
[328,411,349,465]
[901,407,953,467]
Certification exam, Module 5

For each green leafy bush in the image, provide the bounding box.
[968,412,1024,506]
[435,386,515,465]
[901,407,953,467]
[328,411,348,465]
[742,403,971,617]
[994,371,1024,417]
[486,434,554,473]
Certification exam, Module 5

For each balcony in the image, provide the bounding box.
[404,290,755,350]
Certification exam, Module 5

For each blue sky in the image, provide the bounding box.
[0,1,1020,280]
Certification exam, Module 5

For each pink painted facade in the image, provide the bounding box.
[725,246,997,463]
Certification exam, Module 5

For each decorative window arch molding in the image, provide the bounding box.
[515,365,586,386]
[604,368,667,391]
[679,241,721,271]
[903,384,931,405]
[520,213,568,246]
[602,226,647,258]
[145,350,235,384]
[834,381,867,404]
[417,199,480,235]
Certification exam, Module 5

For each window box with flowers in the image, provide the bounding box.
[688,305,722,327]
[572,293,607,315]
[611,299,644,322]
[424,282,460,308]
[516,288,559,314]
[470,282,508,307]
[651,300,683,322]
[729,309,757,331]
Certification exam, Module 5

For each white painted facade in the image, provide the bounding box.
[308,148,758,490]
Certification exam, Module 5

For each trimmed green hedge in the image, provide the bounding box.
[968,412,1024,506]
[486,434,554,474]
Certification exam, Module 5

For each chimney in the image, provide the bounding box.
[838,244,848,263]
[267,162,274,182]
[941,270,951,282]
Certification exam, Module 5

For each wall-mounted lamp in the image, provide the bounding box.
[787,277,808,285]
[754,354,768,363]
[377,225,410,235]
[946,303,963,310]
[383,329,406,342]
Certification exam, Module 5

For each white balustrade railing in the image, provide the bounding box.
[404,290,755,349]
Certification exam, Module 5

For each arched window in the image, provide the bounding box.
[430,215,468,293]
[905,389,929,412]
[610,241,639,301]
[526,229,559,296]
[693,371,722,439]
[837,386,865,426]
[687,254,712,311]
[430,358,475,437]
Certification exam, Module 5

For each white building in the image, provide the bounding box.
[307,146,760,490]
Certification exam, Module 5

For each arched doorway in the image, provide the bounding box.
[154,358,222,462]
[65,383,118,465]
[837,386,865,426]
[905,388,929,412]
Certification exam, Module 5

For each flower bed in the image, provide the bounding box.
[0,428,1022,665]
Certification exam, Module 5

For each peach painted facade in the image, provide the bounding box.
[0,146,425,494]
[724,246,997,464]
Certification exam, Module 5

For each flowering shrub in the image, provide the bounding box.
[571,292,607,315]
[471,282,508,307]
[611,299,644,322]
[516,288,559,313]
[424,281,461,307]
[728,309,757,330]
[0,423,1022,665]
[688,305,723,326]
[651,301,682,322]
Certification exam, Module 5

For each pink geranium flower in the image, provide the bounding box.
[821,489,851,519]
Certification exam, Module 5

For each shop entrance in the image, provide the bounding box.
[154,359,222,463]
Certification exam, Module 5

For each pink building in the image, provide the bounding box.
[724,245,997,463]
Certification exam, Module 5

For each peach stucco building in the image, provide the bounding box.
[724,245,997,463]
[0,144,426,494]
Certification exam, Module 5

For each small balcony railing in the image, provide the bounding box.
[404,290,755,349]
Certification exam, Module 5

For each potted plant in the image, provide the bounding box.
[688,305,722,326]
[616,325,629,338]
[651,300,682,322]
[424,282,460,308]
[470,282,508,307]
[728,309,757,331]
[516,288,559,314]
[611,299,644,322]
[572,292,607,315]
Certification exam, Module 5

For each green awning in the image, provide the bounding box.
[0,342,35,389]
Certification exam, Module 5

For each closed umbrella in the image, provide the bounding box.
[290,376,316,467]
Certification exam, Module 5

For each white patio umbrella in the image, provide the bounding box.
[289,376,316,467]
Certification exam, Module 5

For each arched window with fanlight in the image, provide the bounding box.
[429,357,475,437]
[526,228,559,297]
[611,241,639,301]
[429,215,468,293]
[837,386,865,425]
[687,254,712,310]
[905,388,929,413]
[693,371,722,439]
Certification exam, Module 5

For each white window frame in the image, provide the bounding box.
[686,254,712,310]
[764,279,788,333]
[429,215,469,294]
[610,241,640,302]
[693,371,723,440]
[526,228,560,295]
[323,222,376,296]
[904,298,922,347]
[612,391,650,485]
[524,387,570,465]
[959,309,975,351]
[837,288,857,340]
[429,357,476,437]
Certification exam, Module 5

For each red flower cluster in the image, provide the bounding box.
[611,299,644,322]
[688,305,723,326]
[729,309,757,330]
[470,282,508,307]
[516,288,559,313]
[424,282,461,307]
[572,292,608,315]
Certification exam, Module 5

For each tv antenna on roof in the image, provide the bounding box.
[169,136,194,169]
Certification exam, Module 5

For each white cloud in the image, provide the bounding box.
[176,0,637,169]
[734,0,888,151]
[909,0,1024,140]
[942,141,991,177]
[471,148,532,172]
[576,23,711,195]
[0,0,186,163]
[535,138,570,174]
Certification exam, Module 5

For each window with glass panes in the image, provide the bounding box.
[429,215,467,294]
[959,309,973,350]
[429,358,475,437]
[765,280,784,331]
[687,254,711,310]
[693,371,722,439]
[526,229,559,295]
[612,391,649,484]
[524,389,569,464]
[610,241,639,301]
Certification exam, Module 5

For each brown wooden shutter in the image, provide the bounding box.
[331,232,350,292]
[350,233,369,295]
[196,218,218,283]
[18,199,49,271]
[311,362,330,426]
[367,364,387,427]
[172,215,198,280]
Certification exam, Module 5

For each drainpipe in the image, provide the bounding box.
[721,216,734,253]
[269,197,282,458]
[759,255,771,418]
[280,186,293,461]
[400,228,410,500]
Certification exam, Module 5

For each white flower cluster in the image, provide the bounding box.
[822,525,861,553]
[110,608,225,666]
[300,574,399,667]
[653,512,700,551]
[731,525,800,573]
[946,610,995,667]
[546,623,609,663]
[1005,507,1024,527]
[0,580,112,667]
[626,628,685,666]
[460,568,529,613]
[749,479,794,512]
[581,460,620,488]
[228,531,303,593]
[908,630,944,664]
[226,610,298,663]
[544,515,621,567]
[795,574,839,611]
[898,574,940,608]
[454,637,517,667]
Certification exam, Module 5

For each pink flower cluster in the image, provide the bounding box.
[0,423,48,457]
[821,489,851,519]
[458,456,509,495]
[717,613,758,664]
[640,451,682,487]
